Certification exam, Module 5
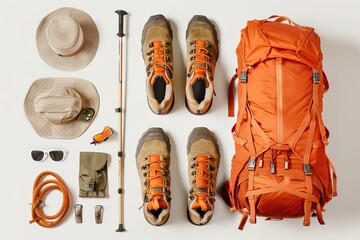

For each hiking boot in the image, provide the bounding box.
[185,15,219,115]
[136,127,171,226]
[187,127,220,225]
[141,15,174,115]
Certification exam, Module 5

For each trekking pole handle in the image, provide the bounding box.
[115,10,128,37]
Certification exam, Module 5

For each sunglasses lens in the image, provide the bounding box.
[31,150,45,161]
[49,151,64,161]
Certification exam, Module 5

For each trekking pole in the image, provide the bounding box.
[115,9,127,233]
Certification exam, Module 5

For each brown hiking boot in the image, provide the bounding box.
[187,127,220,225]
[185,15,219,115]
[136,127,171,226]
[141,15,174,115]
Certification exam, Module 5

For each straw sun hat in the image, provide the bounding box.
[36,7,99,71]
[24,77,100,139]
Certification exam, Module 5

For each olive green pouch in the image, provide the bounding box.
[79,152,108,198]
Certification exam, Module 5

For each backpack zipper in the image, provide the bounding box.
[276,58,283,143]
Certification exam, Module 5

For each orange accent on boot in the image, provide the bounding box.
[148,197,168,211]
[188,40,215,88]
[148,41,173,86]
[189,69,209,88]
[191,198,212,211]
[190,155,214,211]
[144,155,170,211]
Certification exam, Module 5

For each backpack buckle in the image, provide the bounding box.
[304,164,312,175]
[248,159,256,171]
[89,181,95,192]
[240,71,248,83]
[313,72,320,84]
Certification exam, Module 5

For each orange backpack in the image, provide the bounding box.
[221,15,337,230]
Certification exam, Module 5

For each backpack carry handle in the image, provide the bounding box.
[265,15,300,27]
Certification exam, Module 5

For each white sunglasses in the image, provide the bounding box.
[31,149,68,162]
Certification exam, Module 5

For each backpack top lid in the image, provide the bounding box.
[237,15,323,71]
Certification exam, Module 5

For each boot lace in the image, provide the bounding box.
[189,155,216,212]
[142,154,171,211]
[146,41,173,84]
[188,40,215,87]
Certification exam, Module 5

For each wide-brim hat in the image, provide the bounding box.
[36,7,99,71]
[24,77,100,139]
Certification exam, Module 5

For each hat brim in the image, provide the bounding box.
[36,7,99,71]
[24,77,100,139]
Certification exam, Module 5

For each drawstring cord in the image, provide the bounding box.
[29,171,71,228]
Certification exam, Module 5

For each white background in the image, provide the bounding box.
[1,0,359,239]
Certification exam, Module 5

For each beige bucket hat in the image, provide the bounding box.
[36,7,99,71]
[24,77,100,139]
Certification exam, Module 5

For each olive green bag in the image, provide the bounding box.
[79,152,108,198]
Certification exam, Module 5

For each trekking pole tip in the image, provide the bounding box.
[116,224,125,232]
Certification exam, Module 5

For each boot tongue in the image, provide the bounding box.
[148,196,167,211]
[191,197,212,211]
[189,70,209,87]
[150,73,170,86]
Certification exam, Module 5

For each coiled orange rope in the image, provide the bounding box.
[29,171,71,227]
